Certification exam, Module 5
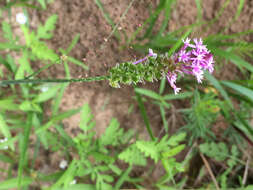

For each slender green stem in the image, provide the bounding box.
[135,87,155,141]
[0,76,109,86]
[25,61,57,79]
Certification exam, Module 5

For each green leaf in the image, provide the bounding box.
[100,118,123,146]
[205,72,233,108]
[0,42,23,50]
[159,78,166,94]
[0,153,14,163]
[51,160,77,188]
[0,113,11,139]
[167,28,192,57]
[18,114,33,188]
[114,165,132,190]
[136,140,159,163]
[15,52,31,80]
[199,142,228,161]
[162,144,185,158]
[0,177,33,189]
[167,133,186,146]
[36,108,81,134]
[118,144,146,166]
[135,88,162,100]
[19,101,42,112]
[22,26,59,62]
[34,84,62,103]
[135,89,155,141]
[37,14,58,39]
[212,48,253,72]
[221,81,253,102]
[67,56,88,70]
[37,0,46,9]
[0,98,19,111]
[0,136,18,150]
[79,104,95,132]
[194,0,202,22]
[65,34,80,54]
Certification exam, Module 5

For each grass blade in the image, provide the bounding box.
[18,113,33,188]
[211,48,253,73]
[135,88,162,100]
[160,105,168,132]
[135,88,155,141]
[205,72,233,108]
[221,81,253,102]
[0,177,33,189]
[195,0,202,23]
[66,34,80,54]
[114,165,133,190]
[167,28,192,57]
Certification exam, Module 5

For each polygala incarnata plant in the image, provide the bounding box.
[108,38,214,94]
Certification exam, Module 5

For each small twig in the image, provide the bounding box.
[242,156,250,186]
[100,0,136,49]
[200,153,220,190]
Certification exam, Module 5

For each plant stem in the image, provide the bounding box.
[135,87,155,141]
[0,76,109,86]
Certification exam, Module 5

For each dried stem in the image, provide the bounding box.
[242,156,250,185]
[200,153,220,190]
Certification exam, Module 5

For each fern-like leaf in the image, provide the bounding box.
[136,140,159,163]
[118,144,146,166]
[37,14,58,39]
[79,103,95,132]
[100,118,123,146]
[167,133,186,146]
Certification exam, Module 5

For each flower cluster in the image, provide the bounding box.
[132,38,214,94]
[16,13,27,25]
[167,38,214,94]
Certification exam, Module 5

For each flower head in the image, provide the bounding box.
[169,37,214,92]
[133,48,157,64]
[16,13,27,25]
[0,138,8,150]
[148,48,157,59]
[59,160,68,169]
[129,38,214,94]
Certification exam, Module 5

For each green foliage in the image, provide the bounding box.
[22,26,59,62]
[118,144,147,166]
[2,21,13,42]
[200,142,240,189]
[199,142,228,161]
[181,90,222,143]
[71,104,136,190]
[37,14,58,39]
[100,119,123,146]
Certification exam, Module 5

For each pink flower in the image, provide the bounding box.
[166,72,181,94]
[133,48,157,64]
